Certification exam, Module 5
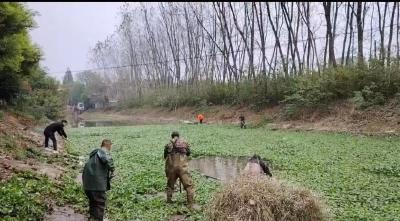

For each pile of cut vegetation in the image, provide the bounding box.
[206,174,327,221]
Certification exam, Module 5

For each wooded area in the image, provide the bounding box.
[74,2,400,114]
[0,3,64,120]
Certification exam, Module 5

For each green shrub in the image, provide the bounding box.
[352,91,365,109]
[250,116,273,128]
[124,96,144,109]
[205,84,236,105]
[281,74,335,119]
[13,88,64,121]
[353,83,386,110]
[116,65,400,114]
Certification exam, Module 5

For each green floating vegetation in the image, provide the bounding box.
[67,124,400,221]
[0,170,86,220]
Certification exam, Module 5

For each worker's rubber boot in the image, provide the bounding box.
[166,190,173,203]
[186,188,195,209]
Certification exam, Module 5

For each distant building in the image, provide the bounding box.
[87,94,115,109]
[88,93,106,109]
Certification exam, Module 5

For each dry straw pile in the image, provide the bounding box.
[206,174,328,221]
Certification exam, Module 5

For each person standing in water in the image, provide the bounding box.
[164,131,195,209]
[243,154,272,177]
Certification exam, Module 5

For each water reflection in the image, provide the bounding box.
[72,120,136,128]
[189,156,249,181]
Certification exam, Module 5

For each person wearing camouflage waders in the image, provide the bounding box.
[164,131,195,208]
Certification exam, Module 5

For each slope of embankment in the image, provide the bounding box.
[0,110,86,220]
[80,100,400,136]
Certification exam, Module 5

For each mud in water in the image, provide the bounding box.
[73,120,138,128]
[189,156,249,181]
[44,206,86,221]
[84,120,133,127]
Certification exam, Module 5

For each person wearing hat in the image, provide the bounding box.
[163,131,195,209]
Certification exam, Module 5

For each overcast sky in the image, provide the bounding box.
[27,2,124,81]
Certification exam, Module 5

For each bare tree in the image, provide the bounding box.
[377,2,389,63]
[266,2,288,76]
[356,2,364,66]
[85,2,400,106]
[342,3,351,65]
[387,2,398,67]
[397,3,400,66]
[323,2,337,68]
[346,2,355,65]
[254,2,268,77]
[299,2,320,72]
[369,3,375,62]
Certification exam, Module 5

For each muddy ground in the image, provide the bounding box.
[0,111,88,220]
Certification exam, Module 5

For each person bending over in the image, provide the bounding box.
[43,120,68,152]
[243,154,272,177]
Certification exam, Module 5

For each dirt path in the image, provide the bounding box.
[0,155,66,180]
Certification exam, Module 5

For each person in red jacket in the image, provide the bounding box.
[197,114,204,124]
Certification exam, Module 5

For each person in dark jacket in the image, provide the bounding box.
[239,114,246,129]
[82,139,115,221]
[43,120,68,151]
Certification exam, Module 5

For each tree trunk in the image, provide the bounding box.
[342,3,350,65]
[356,2,364,66]
[323,2,337,68]
[369,4,374,62]
[255,2,268,78]
[387,2,397,67]
[266,3,288,77]
[346,3,354,65]
[377,2,389,64]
